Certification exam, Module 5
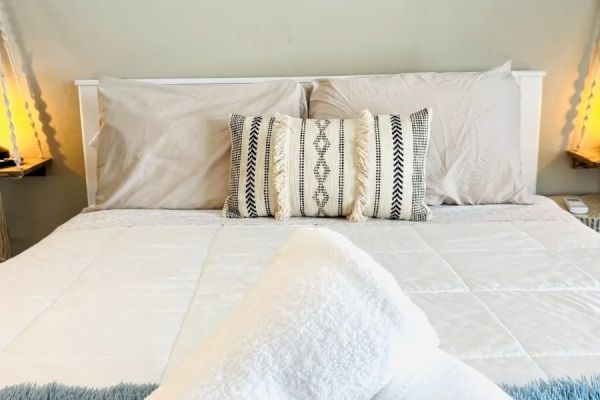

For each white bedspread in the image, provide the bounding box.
[0,196,599,388]
[149,227,440,400]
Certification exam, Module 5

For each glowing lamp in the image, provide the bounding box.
[570,28,600,168]
[0,13,50,261]
[0,16,48,176]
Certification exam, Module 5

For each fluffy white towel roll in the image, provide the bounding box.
[147,227,439,400]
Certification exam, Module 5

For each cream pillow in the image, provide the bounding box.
[92,77,307,210]
[309,64,532,205]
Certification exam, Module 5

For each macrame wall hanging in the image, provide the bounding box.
[0,5,47,261]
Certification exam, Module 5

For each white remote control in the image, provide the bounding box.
[563,197,589,215]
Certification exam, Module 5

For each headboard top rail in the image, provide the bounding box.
[75,70,545,87]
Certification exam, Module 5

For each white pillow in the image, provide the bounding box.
[91,77,307,210]
[309,63,532,205]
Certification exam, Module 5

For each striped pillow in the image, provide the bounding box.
[364,109,432,221]
[273,112,367,219]
[224,108,432,222]
[223,114,284,219]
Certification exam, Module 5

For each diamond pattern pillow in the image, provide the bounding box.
[274,112,368,219]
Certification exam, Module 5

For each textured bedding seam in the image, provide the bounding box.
[457,352,600,360]
[468,292,547,379]
[403,287,600,294]
[0,228,126,357]
[158,225,223,382]
[409,225,548,379]
[508,221,600,328]
[508,221,600,287]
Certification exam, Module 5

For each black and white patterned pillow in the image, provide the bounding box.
[363,109,432,221]
[223,114,283,219]
[272,113,366,219]
[224,108,432,221]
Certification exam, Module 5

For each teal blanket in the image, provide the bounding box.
[0,376,599,399]
[502,376,600,400]
[0,383,158,400]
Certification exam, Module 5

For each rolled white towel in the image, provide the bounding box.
[148,227,439,400]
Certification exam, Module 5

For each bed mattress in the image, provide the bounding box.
[0,196,599,388]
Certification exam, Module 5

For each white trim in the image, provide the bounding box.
[75,71,545,206]
[74,71,546,87]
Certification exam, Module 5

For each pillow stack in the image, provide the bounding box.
[92,62,531,222]
[224,108,433,222]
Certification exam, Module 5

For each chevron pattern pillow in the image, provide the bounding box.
[223,114,284,219]
[224,108,432,222]
[363,109,432,221]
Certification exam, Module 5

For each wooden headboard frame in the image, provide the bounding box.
[75,71,545,206]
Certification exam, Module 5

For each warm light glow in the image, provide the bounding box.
[0,81,35,158]
[571,39,600,157]
[0,47,42,160]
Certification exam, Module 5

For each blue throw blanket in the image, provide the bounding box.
[0,376,599,399]
[0,383,158,400]
[502,376,600,400]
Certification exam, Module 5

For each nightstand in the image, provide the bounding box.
[550,194,600,232]
[0,158,51,177]
[0,158,52,261]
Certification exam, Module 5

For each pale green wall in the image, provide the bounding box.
[1,0,599,254]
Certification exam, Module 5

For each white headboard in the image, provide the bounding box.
[75,71,545,206]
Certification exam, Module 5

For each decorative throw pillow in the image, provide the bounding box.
[276,112,368,220]
[223,114,286,219]
[363,109,432,221]
[225,109,432,222]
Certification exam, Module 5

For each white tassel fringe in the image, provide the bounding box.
[348,109,373,222]
[272,114,291,221]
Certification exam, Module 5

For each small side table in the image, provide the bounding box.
[0,158,52,261]
[0,158,51,177]
[550,194,600,233]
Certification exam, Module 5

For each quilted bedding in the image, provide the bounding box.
[0,196,599,388]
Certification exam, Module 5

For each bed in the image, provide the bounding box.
[1,71,600,393]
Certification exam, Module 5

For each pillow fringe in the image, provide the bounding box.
[273,114,291,221]
[349,109,373,222]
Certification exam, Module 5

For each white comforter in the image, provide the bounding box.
[0,196,599,388]
[149,227,441,400]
